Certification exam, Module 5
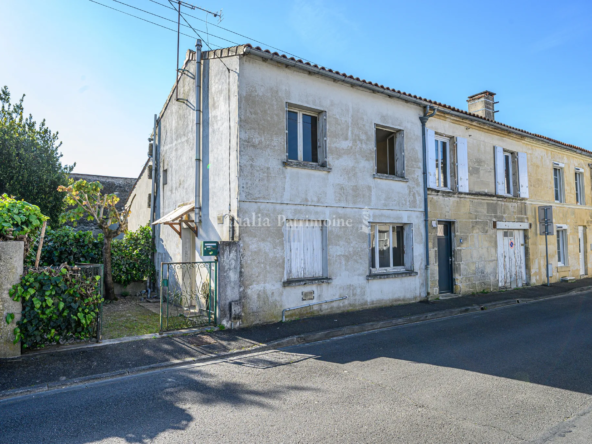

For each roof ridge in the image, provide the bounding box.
[202,43,589,155]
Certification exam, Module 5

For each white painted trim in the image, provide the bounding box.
[496,222,529,230]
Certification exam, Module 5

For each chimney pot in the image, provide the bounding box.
[467,91,496,120]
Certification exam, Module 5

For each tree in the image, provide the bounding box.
[59,180,134,300]
[0,86,74,223]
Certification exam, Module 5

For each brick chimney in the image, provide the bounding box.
[467,91,497,120]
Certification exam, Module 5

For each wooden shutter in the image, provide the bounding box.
[494,146,505,195]
[403,225,414,271]
[284,220,324,280]
[517,152,529,198]
[426,128,436,188]
[456,137,469,192]
[317,111,327,167]
[395,131,405,178]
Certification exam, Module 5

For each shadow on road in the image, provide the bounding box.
[296,294,592,395]
[1,364,313,443]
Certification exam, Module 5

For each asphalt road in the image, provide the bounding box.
[2,293,592,443]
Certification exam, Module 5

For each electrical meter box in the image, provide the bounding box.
[200,241,219,257]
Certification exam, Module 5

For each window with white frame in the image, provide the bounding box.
[434,136,450,188]
[376,127,405,178]
[575,169,585,205]
[494,147,529,197]
[553,166,565,203]
[286,106,327,166]
[369,223,413,273]
[557,227,568,266]
[284,219,327,281]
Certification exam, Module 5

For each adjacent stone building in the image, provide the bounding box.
[426,92,592,297]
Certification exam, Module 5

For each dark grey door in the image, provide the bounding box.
[437,222,453,294]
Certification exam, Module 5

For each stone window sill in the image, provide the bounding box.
[373,173,408,182]
[283,160,331,172]
[557,265,570,272]
[366,271,418,280]
[283,277,333,287]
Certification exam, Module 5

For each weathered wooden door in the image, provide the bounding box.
[497,230,526,289]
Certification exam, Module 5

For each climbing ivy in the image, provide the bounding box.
[8,265,102,349]
[0,193,48,238]
[110,225,155,287]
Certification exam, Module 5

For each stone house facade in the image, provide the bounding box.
[141,43,590,327]
[426,93,592,297]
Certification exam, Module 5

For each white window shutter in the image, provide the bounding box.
[426,128,436,188]
[494,146,505,195]
[456,137,469,192]
[284,220,324,280]
[395,131,405,178]
[317,111,327,167]
[517,152,529,198]
[285,104,289,161]
[403,225,414,271]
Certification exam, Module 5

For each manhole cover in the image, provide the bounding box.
[230,351,313,369]
[182,335,217,347]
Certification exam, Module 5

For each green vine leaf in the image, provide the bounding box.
[5,313,14,325]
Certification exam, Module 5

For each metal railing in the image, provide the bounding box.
[160,261,217,332]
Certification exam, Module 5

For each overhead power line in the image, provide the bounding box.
[110,0,238,46]
[147,0,313,62]
[88,0,223,46]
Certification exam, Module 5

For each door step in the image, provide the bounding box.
[561,276,576,282]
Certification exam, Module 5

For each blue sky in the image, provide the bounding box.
[2,0,591,177]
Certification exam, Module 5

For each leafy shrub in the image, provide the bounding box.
[27,226,103,267]
[111,225,155,286]
[0,194,48,238]
[8,266,103,349]
[27,224,155,286]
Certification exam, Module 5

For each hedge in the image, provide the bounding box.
[27,225,155,286]
[9,266,103,349]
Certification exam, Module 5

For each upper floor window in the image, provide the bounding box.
[286,105,327,166]
[495,146,529,198]
[553,163,565,203]
[575,168,585,205]
[434,136,450,189]
[375,126,404,178]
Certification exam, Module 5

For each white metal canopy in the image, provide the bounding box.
[152,202,197,238]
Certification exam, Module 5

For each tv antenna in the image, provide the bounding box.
[169,1,222,101]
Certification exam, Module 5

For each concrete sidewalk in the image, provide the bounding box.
[2,278,592,399]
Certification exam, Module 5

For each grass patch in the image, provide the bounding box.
[102,301,160,339]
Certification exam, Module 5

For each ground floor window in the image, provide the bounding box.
[369,223,412,273]
[284,219,327,280]
[557,228,568,266]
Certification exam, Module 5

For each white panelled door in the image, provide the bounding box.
[497,229,526,289]
[579,226,586,276]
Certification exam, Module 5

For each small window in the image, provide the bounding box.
[147,193,151,208]
[575,171,585,205]
[163,169,168,186]
[434,136,450,188]
[148,165,153,180]
[557,228,568,266]
[376,127,404,178]
[504,152,513,195]
[553,167,564,203]
[287,108,324,164]
[369,223,412,273]
[284,220,327,280]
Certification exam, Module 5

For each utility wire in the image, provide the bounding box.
[147,0,313,62]
[89,0,223,46]
[111,0,239,46]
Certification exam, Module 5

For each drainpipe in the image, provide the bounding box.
[149,114,157,292]
[194,39,202,223]
[419,105,437,302]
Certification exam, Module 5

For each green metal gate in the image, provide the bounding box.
[76,263,104,343]
[160,261,217,332]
